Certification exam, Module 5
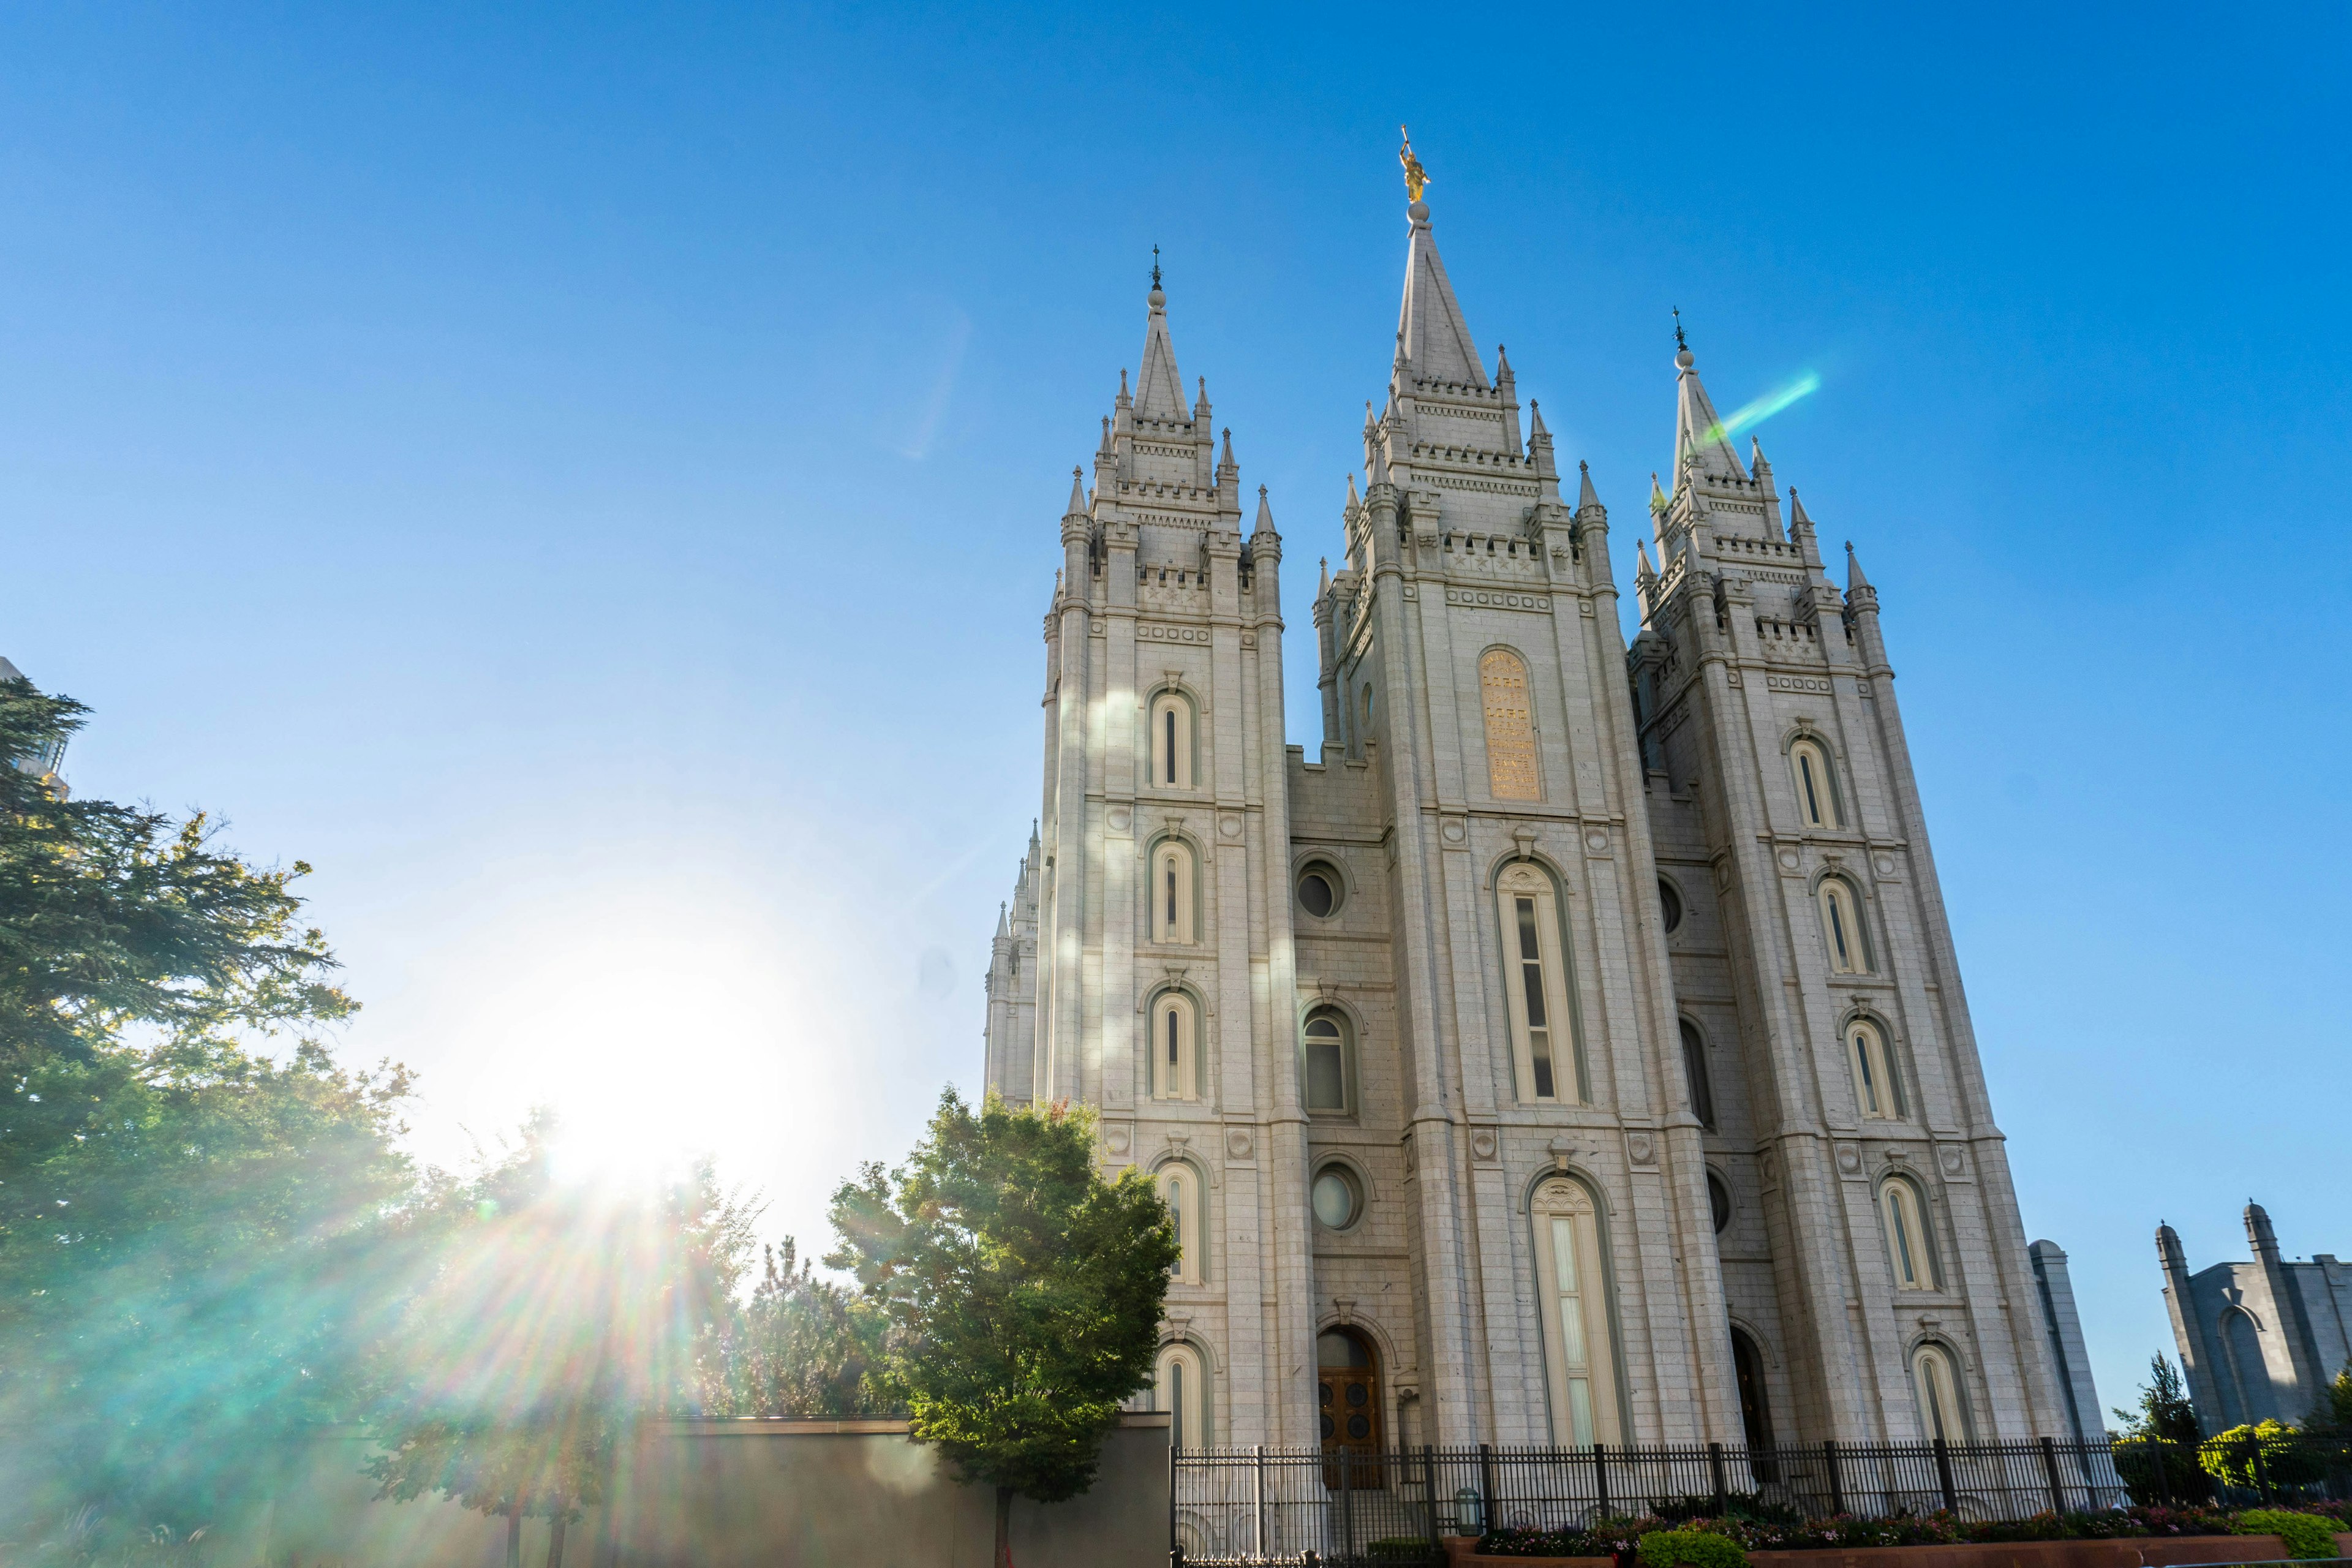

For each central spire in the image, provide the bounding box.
[1134,256,1188,423]
[1672,329,1747,486]
[1393,134,1487,391]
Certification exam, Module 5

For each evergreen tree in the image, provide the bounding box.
[706,1237,892,1417]
[826,1090,1175,1568]
[0,676,412,1540]
[2113,1352,2202,1442]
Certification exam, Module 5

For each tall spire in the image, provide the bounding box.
[1672,330,1748,486]
[1134,258,1187,422]
[1065,466,1088,519]
[1844,538,1871,592]
[1394,134,1487,390]
[1577,459,1602,514]
[1254,484,1276,535]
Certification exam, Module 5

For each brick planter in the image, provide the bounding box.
[1445,1536,2352,1568]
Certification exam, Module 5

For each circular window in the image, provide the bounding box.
[1708,1171,1733,1235]
[1659,878,1684,934]
[1297,860,1343,919]
[1311,1166,1362,1230]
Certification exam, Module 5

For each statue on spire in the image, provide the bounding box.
[1398,127,1430,203]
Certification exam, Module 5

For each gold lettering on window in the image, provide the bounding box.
[1480,649,1540,801]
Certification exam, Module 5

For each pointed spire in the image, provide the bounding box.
[1636,539,1657,583]
[1395,173,1487,389]
[1649,472,1668,514]
[1134,269,1186,423]
[996,902,1009,940]
[1787,487,1814,533]
[1065,466,1088,519]
[1098,415,1112,456]
[1117,367,1130,407]
[1577,459,1602,514]
[1844,538,1871,592]
[1346,472,1361,510]
[1528,399,1550,440]
[1673,335,1749,484]
[1219,426,1235,469]
[1495,343,1514,385]
[1319,556,1330,592]
[1750,436,1771,475]
[1254,484,1275,535]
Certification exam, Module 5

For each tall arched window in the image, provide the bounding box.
[1730,1327,1776,1454]
[1480,649,1541,801]
[1881,1177,1939,1291]
[1302,1008,1355,1116]
[1789,737,1840,829]
[1155,1341,1206,1450]
[1849,1019,1902,1120]
[1157,1164,1202,1284]
[1152,990,1198,1102]
[1150,691,1195,790]
[1679,1019,1716,1131]
[1498,862,1582,1104]
[1151,839,1197,944]
[1819,876,1871,974]
[1911,1343,1969,1441]
[1531,1176,1623,1446]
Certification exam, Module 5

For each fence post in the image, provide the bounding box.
[2147,1436,2169,1504]
[1339,1437,1355,1561]
[1825,1438,1845,1517]
[2253,1436,2275,1506]
[1594,1442,1610,1518]
[1710,1441,1729,1518]
[1253,1444,1265,1561]
[1935,1437,1958,1515]
[2039,1436,2064,1515]
[1480,1441,1498,1537]
[1168,1436,1182,1568]
[1425,1444,1443,1551]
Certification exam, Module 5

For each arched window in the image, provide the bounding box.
[1658,878,1684,934]
[1150,691,1195,790]
[1302,1008,1355,1116]
[1790,737,1840,829]
[1151,839,1197,944]
[1911,1342,1969,1441]
[1157,1164,1202,1284]
[2223,1308,2278,1422]
[1497,862,1583,1104]
[1480,649,1541,801]
[1152,990,1198,1102]
[1706,1170,1733,1234]
[1818,876,1871,974]
[1679,1019,1716,1130]
[1849,1019,1902,1120]
[1531,1175,1623,1446]
[1155,1341,1207,1449]
[1881,1177,1939,1291]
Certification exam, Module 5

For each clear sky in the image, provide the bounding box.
[6,3,2347,1423]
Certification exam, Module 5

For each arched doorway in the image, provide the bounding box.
[1730,1327,1777,1479]
[1318,1328,1383,1487]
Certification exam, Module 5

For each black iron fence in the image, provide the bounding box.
[1170,1436,2352,1568]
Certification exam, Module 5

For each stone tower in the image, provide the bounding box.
[984,160,2075,1452]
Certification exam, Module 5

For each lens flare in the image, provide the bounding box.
[1716,371,1822,442]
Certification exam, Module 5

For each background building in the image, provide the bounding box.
[982,159,2081,1453]
[2162,1205,2352,1431]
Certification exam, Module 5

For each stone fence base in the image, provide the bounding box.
[1442,1536,2352,1568]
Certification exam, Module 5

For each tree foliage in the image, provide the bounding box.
[0,676,410,1539]
[825,1089,1174,1568]
[703,1237,892,1417]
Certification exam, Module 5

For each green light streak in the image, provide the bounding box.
[1716,371,1822,442]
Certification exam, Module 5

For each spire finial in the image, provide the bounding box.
[1152,244,1161,288]
[1399,126,1430,203]
[1673,306,1686,351]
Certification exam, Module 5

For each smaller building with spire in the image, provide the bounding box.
[2160,1205,2352,1431]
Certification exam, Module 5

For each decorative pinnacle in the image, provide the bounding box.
[1152,245,1162,288]
[1673,306,1686,351]
[1399,126,1430,203]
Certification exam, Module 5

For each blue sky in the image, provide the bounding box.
[5,3,2347,1422]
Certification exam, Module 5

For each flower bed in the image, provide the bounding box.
[1476,1502,2352,1562]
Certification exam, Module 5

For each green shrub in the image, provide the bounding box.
[2202,1421,2327,1490]
[2237,1509,2339,1559]
[2113,1433,2217,1505]
[1637,1528,1747,1568]
[1365,1538,1435,1561]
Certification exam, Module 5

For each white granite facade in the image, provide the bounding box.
[981,187,2074,1453]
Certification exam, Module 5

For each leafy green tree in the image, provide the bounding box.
[705,1237,892,1417]
[369,1125,755,1568]
[2113,1352,2203,1442]
[2109,1353,2212,1504]
[2305,1359,2352,1434]
[826,1090,1176,1568]
[0,676,413,1541]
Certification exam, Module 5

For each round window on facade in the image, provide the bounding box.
[1297,861,1344,919]
[1659,878,1684,934]
[1707,1171,1733,1235]
[1311,1165,1363,1230]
